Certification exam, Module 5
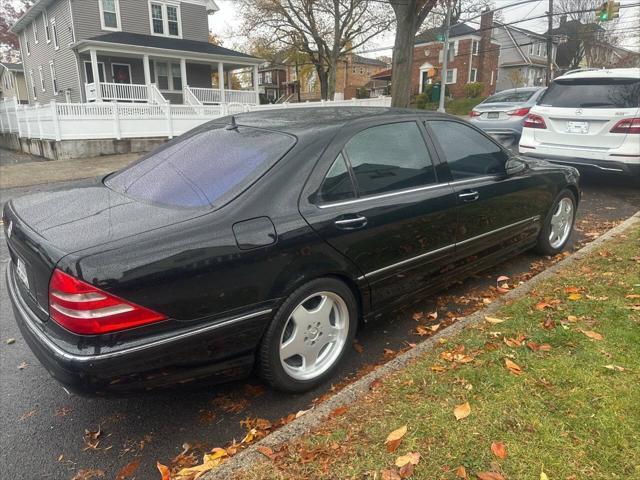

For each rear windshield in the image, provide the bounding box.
[105,124,295,208]
[539,78,640,108]
[484,90,537,103]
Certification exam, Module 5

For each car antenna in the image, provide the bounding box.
[226,115,238,131]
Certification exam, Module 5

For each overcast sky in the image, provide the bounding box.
[209,0,640,56]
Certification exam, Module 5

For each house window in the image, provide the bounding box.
[43,10,50,42]
[24,33,30,56]
[171,63,182,90]
[50,61,58,94]
[156,62,169,89]
[100,0,121,30]
[30,69,37,99]
[445,68,457,84]
[84,61,106,83]
[265,71,272,84]
[528,43,535,55]
[149,2,181,37]
[469,68,478,83]
[51,18,59,49]
[472,40,479,55]
[538,42,545,57]
[33,18,38,43]
[38,66,46,92]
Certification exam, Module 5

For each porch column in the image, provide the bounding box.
[90,48,102,102]
[180,58,187,90]
[218,62,225,103]
[143,54,151,86]
[253,64,260,104]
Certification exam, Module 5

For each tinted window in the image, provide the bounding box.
[106,125,295,208]
[318,154,355,203]
[485,90,537,103]
[429,121,507,180]
[539,78,640,108]
[344,122,436,196]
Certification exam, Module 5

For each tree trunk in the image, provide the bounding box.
[391,6,420,108]
[317,66,329,100]
[327,63,337,100]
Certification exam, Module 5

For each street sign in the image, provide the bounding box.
[436,34,445,42]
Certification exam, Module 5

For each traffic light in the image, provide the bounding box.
[607,0,620,19]
[596,2,608,21]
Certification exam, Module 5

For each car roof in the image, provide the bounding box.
[226,107,450,135]
[492,87,542,93]
[555,67,640,81]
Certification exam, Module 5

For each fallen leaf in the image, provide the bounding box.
[485,316,505,324]
[353,340,364,353]
[395,452,420,467]
[83,427,102,451]
[415,325,430,336]
[431,365,446,373]
[427,311,438,320]
[399,462,415,478]
[581,330,603,341]
[385,425,407,453]
[526,342,551,352]
[541,318,556,330]
[477,473,504,480]
[491,441,507,459]
[497,275,510,283]
[412,312,424,321]
[115,459,140,480]
[603,364,625,372]
[504,358,523,376]
[71,469,105,480]
[540,471,549,480]
[256,446,274,459]
[455,465,468,478]
[174,448,227,479]
[329,406,348,418]
[453,402,471,420]
[381,469,401,480]
[567,293,582,301]
[625,294,640,299]
[156,462,170,480]
[535,302,552,311]
[5,338,15,345]
[17,362,29,370]
[565,286,580,294]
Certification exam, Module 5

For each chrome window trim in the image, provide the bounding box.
[358,215,541,280]
[6,265,271,363]
[317,182,450,209]
[448,175,500,186]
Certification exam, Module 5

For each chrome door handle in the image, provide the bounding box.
[458,190,479,202]
[334,216,368,229]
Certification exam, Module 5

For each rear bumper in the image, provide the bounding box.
[520,153,640,175]
[6,263,271,396]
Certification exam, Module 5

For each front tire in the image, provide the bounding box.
[536,189,576,255]
[257,278,358,392]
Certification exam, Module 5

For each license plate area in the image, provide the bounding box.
[566,121,589,134]
[16,258,30,290]
[487,112,499,119]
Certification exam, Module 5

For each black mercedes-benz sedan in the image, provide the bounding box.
[4,107,580,395]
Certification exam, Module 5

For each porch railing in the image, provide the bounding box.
[84,82,167,104]
[188,86,257,105]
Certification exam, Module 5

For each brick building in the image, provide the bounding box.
[410,10,500,99]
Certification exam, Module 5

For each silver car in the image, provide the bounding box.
[470,87,546,146]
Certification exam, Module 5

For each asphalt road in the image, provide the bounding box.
[1,172,638,480]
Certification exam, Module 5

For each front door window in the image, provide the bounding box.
[112,64,131,84]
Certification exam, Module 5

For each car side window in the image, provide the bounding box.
[318,153,356,203]
[343,122,437,197]
[428,121,508,180]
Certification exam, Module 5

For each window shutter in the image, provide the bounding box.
[452,68,457,84]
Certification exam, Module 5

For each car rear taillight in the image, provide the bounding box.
[523,113,547,129]
[49,269,166,335]
[610,118,640,134]
[470,110,481,117]
[507,107,531,117]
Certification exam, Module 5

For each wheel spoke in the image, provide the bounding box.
[312,295,335,328]
[291,303,314,326]
[280,323,305,360]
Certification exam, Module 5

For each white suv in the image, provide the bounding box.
[519,68,640,176]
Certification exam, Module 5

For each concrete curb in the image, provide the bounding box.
[207,211,640,480]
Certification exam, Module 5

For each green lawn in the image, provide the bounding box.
[235,226,640,480]
[419,97,486,116]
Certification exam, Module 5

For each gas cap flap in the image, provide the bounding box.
[232,217,277,250]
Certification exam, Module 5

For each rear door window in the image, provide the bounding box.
[318,154,356,203]
[105,124,296,208]
[539,78,640,108]
[428,121,508,180]
[343,122,437,196]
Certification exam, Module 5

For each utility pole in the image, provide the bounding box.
[546,0,554,85]
[438,0,453,113]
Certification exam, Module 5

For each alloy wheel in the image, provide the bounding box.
[549,197,574,249]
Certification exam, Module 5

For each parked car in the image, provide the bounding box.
[519,68,640,176]
[469,87,546,147]
[4,108,580,396]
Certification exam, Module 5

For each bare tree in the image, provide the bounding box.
[421,0,492,30]
[387,0,439,108]
[239,0,393,100]
[0,1,31,62]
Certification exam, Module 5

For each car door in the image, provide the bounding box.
[425,119,546,258]
[299,119,458,311]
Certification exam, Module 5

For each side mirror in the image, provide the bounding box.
[505,158,527,176]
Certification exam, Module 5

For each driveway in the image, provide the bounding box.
[0,172,638,480]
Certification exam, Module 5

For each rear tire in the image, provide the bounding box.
[536,189,576,255]
[257,278,358,392]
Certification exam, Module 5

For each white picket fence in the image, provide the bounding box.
[0,97,391,142]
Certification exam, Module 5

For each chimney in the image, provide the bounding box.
[477,8,494,82]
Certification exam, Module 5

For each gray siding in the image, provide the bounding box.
[72,0,208,41]
[78,54,146,84]
[19,0,83,104]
